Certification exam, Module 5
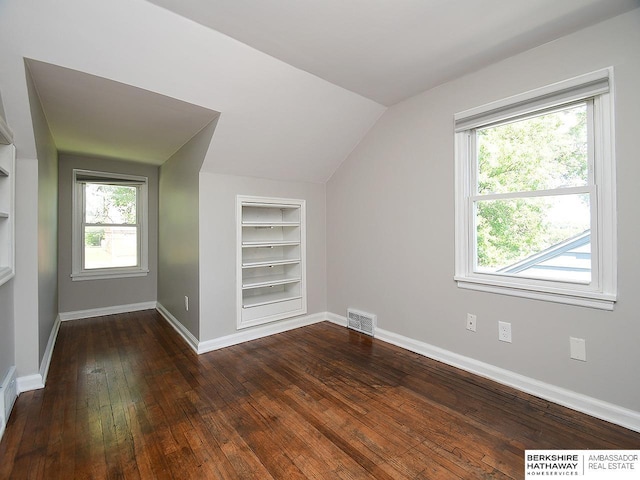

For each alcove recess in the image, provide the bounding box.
[0,111,15,287]
[236,195,306,329]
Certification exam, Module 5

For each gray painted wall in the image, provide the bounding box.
[27,67,58,364]
[327,10,640,411]
[58,154,158,313]
[158,119,218,338]
[13,157,39,377]
[199,172,327,341]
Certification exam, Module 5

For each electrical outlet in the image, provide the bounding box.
[184,296,189,311]
[466,313,477,332]
[498,321,512,343]
[570,337,586,361]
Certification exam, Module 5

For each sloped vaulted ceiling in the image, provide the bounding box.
[0,0,385,183]
[25,59,220,166]
[1,0,636,182]
[146,0,639,106]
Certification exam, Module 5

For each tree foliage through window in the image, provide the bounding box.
[86,184,137,225]
[475,104,589,270]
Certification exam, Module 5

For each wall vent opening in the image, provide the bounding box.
[347,308,376,336]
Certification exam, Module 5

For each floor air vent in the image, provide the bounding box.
[347,308,376,336]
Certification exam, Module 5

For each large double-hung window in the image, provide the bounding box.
[454,69,616,310]
[72,169,149,280]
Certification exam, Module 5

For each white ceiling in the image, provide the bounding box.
[26,59,219,165]
[16,0,637,176]
[147,0,639,105]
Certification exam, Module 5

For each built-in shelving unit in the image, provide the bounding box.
[237,195,306,329]
[0,112,15,287]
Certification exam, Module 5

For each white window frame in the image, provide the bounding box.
[454,68,616,310]
[71,169,149,281]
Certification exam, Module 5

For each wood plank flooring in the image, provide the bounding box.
[1,310,639,479]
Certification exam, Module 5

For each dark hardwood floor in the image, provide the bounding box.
[1,310,638,479]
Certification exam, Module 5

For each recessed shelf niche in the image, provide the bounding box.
[236,195,306,329]
[0,111,15,287]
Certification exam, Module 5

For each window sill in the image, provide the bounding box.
[454,276,616,311]
[71,269,149,282]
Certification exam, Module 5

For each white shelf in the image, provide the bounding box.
[242,240,300,248]
[242,291,303,308]
[242,274,301,289]
[237,195,307,328]
[242,257,300,268]
[242,202,299,209]
[0,136,15,287]
[242,221,299,227]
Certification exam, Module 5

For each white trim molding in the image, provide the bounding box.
[0,366,17,442]
[40,315,61,385]
[16,315,62,395]
[199,312,326,354]
[328,312,640,433]
[454,68,617,310]
[59,301,157,321]
[156,304,327,355]
[71,169,149,281]
[155,302,199,353]
[326,311,348,327]
[17,374,44,394]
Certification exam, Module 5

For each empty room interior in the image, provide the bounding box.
[1,0,640,478]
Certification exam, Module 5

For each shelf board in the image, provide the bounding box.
[242,222,299,227]
[242,257,300,268]
[242,291,302,308]
[0,165,8,177]
[242,240,300,248]
[243,202,299,209]
[242,274,301,289]
[0,212,8,218]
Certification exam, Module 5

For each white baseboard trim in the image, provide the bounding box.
[155,303,199,353]
[326,312,348,327]
[198,312,327,354]
[39,315,61,385]
[329,312,640,433]
[59,301,157,321]
[17,374,44,394]
[14,315,61,396]
[0,366,17,443]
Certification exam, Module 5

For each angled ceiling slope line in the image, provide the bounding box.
[25,59,220,165]
[146,0,640,105]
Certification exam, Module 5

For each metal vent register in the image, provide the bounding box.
[347,308,376,336]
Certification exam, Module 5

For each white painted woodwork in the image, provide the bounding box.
[237,195,306,329]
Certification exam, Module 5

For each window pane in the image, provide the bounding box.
[85,184,137,224]
[477,104,588,195]
[84,226,138,269]
[475,194,591,283]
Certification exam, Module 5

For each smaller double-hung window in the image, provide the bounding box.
[72,169,149,281]
[454,69,616,310]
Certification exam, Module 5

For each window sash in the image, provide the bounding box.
[454,69,609,132]
[72,169,149,280]
[471,191,595,282]
[82,184,140,227]
[82,225,140,270]
[454,68,616,310]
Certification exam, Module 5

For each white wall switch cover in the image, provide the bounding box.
[570,337,586,361]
